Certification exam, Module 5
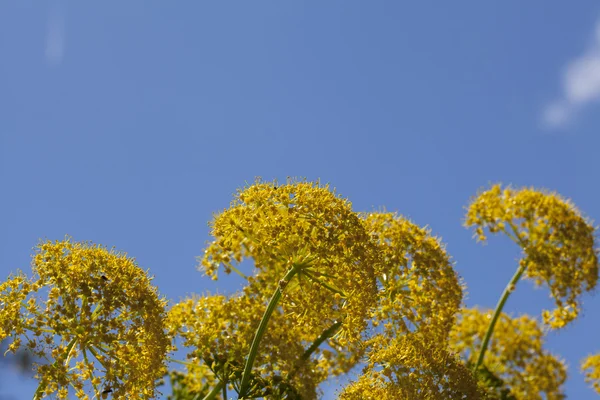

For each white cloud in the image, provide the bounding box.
[45,4,66,66]
[542,101,571,127]
[542,21,600,128]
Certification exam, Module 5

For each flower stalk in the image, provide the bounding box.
[473,261,527,372]
[238,265,300,398]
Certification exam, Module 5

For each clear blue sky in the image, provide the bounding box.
[2,1,600,398]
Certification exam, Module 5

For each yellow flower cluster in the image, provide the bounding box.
[167,292,333,398]
[362,212,463,341]
[201,180,381,345]
[168,362,215,399]
[0,272,34,346]
[170,180,469,398]
[449,308,567,400]
[582,353,600,394]
[339,331,484,399]
[0,239,169,399]
[465,184,598,328]
[338,214,473,399]
[3,180,599,399]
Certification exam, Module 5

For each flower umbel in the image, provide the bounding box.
[362,212,463,341]
[582,353,600,394]
[449,308,567,400]
[201,179,380,345]
[340,331,483,400]
[167,292,326,399]
[0,238,170,399]
[0,272,33,345]
[465,184,599,329]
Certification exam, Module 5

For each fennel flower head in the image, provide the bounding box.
[340,214,470,400]
[465,184,599,329]
[0,239,170,399]
[167,293,327,399]
[582,353,600,395]
[201,179,381,346]
[449,308,567,400]
[361,212,463,341]
[339,331,484,400]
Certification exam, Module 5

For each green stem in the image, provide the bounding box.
[283,320,343,384]
[168,357,198,367]
[80,295,88,323]
[21,326,54,334]
[473,220,531,372]
[82,348,100,395]
[222,260,248,280]
[87,345,111,371]
[301,321,342,362]
[238,266,299,398]
[506,221,527,247]
[64,339,79,366]
[91,303,104,320]
[473,261,527,371]
[202,380,224,400]
[302,269,346,297]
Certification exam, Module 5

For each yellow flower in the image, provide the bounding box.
[167,361,216,399]
[0,238,170,398]
[362,212,463,341]
[0,272,32,343]
[465,184,599,328]
[339,331,483,400]
[449,308,567,400]
[200,179,380,345]
[186,182,468,398]
[167,292,331,399]
[581,353,600,394]
[339,213,469,400]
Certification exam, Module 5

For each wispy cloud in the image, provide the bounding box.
[45,3,66,66]
[542,20,600,128]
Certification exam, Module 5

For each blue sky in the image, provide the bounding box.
[1,1,600,398]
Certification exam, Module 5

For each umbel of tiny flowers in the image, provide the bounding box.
[197,179,383,398]
[339,330,485,400]
[465,184,599,373]
[166,291,334,400]
[339,213,479,400]
[0,238,170,399]
[449,308,567,400]
[361,212,463,342]
[582,353,600,395]
[201,179,381,346]
[168,180,472,399]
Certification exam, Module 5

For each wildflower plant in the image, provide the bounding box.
[466,184,598,330]
[167,180,478,399]
[201,180,381,346]
[464,184,599,379]
[0,239,170,399]
[170,180,384,398]
[2,180,599,399]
